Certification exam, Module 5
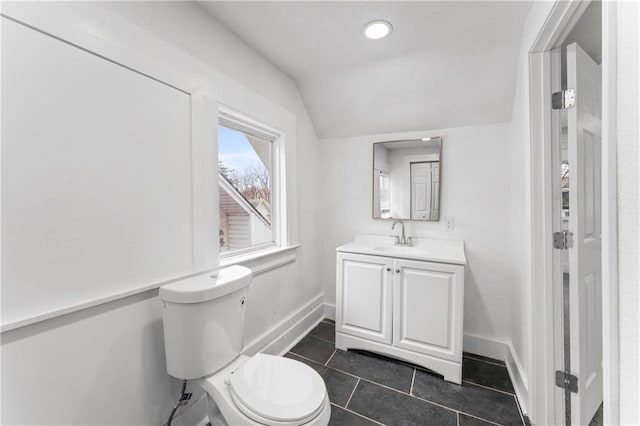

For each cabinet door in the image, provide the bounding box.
[336,253,393,344]
[392,259,464,361]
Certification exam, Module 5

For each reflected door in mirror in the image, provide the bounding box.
[410,162,439,220]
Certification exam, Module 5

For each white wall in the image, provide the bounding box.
[100,0,324,345]
[1,2,321,425]
[1,291,177,425]
[2,16,194,325]
[615,1,639,423]
[319,123,514,345]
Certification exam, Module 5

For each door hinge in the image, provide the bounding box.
[555,370,578,393]
[553,230,574,249]
[552,89,576,109]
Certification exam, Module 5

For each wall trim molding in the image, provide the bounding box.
[323,303,336,321]
[243,294,324,357]
[600,3,620,425]
[506,342,530,418]
[463,333,529,416]
[0,1,300,336]
[0,269,217,333]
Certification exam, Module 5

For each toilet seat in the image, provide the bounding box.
[227,353,328,425]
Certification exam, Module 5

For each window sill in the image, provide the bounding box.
[219,244,300,276]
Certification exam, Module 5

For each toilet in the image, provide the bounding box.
[159,265,331,426]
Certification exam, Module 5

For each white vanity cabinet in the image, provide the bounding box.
[391,258,463,362]
[336,253,394,345]
[335,236,466,384]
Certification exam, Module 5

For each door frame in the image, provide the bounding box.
[528,1,619,425]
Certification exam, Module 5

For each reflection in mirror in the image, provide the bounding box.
[373,137,441,221]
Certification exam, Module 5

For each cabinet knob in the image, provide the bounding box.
[395,268,400,273]
[386,267,391,271]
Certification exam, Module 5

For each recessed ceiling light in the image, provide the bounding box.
[363,20,392,40]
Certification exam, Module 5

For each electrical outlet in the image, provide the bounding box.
[444,217,455,232]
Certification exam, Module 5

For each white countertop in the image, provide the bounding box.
[336,234,467,265]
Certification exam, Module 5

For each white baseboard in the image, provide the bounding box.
[463,333,529,416]
[323,303,335,321]
[463,333,509,361]
[505,342,529,417]
[243,294,325,357]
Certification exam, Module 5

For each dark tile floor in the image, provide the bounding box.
[287,319,528,426]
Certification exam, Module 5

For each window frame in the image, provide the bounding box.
[191,92,298,277]
[378,171,391,218]
[216,106,289,260]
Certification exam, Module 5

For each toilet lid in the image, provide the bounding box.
[228,353,327,424]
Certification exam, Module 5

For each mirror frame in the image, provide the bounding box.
[371,136,442,221]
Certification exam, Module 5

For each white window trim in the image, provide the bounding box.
[219,244,300,276]
[217,106,287,257]
[192,96,298,276]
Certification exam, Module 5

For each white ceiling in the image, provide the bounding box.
[201,1,533,139]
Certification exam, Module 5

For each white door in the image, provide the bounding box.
[336,253,393,344]
[567,42,602,425]
[392,259,464,363]
[410,162,432,220]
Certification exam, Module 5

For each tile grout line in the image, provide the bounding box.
[311,335,336,346]
[292,343,516,426]
[318,337,336,345]
[463,379,516,396]
[301,361,361,380]
[463,354,507,368]
[352,374,506,426]
[456,411,460,426]
[513,393,527,426]
[330,403,386,426]
[457,411,504,426]
[324,349,337,366]
[356,376,457,415]
[410,368,416,395]
[409,390,504,425]
[344,378,360,409]
[288,351,331,367]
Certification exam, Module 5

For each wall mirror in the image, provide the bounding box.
[372,137,441,221]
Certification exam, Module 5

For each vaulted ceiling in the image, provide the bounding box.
[201,1,532,139]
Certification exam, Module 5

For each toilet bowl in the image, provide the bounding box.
[159,266,330,426]
[200,354,330,426]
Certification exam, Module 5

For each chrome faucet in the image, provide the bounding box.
[391,219,412,246]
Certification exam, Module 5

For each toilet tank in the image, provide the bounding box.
[159,265,252,380]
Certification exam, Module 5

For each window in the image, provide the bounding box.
[379,172,391,219]
[218,112,280,256]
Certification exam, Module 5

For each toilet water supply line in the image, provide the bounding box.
[165,380,187,426]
